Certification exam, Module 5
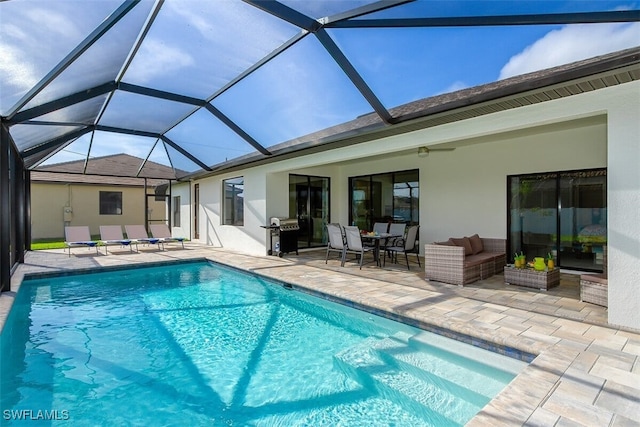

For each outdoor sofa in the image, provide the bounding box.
[425,234,506,286]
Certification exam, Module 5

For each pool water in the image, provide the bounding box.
[1,261,526,426]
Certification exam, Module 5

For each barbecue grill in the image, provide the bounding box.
[265,217,300,257]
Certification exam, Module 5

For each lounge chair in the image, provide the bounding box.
[64,226,99,257]
[124,225,164,250]
[149,224,185,249]
[99,225,136,254]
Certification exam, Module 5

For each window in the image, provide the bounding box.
[173,196,181,227]
[349,170,419,231]
[223,177,244,226]
[99,191,122,215]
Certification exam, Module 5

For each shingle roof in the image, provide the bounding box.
[33,154,177,186]
[187,46,640,179]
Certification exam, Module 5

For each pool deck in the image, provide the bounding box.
[2,243,639,426]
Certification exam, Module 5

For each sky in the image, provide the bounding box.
[0,0,638,172]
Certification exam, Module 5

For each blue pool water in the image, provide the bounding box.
[1,261,526,426]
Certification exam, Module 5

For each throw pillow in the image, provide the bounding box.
[467,234,484,254]
[450,237,473,255]
[435,240,456,246]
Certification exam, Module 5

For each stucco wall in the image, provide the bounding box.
[184,80,638,329]
[31,183,165,239]
[190,118,607,255]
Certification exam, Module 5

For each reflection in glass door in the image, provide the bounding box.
[559,171,607,270]
[508,169,606,272]
[289,175,330,249]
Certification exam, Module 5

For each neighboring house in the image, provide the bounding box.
[32,154,175,240]
[172,48,640,330]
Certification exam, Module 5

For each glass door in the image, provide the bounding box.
[508,174,557,260]
[508,169,606,272]
[289,175,330,249]
[351,177,371,230]
[559,171,607,270]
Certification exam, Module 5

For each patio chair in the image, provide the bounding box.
[383,225,421,270]
[99,225,136,254]
[149,224,185,249]
[64,226,99,257]
[365,222,390,248]
[325,223,346,264]
[124,225,164,251]
[343,226,375,269]
[384,223,407,259]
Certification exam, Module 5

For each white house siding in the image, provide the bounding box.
[185,81,638,329]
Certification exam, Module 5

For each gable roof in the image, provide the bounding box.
[32,154,178,186]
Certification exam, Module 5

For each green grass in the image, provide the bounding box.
[31,240,66,250]
[31,235,99,251]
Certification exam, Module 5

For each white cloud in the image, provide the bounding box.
[499,22,640,80]
[125,38,195,83]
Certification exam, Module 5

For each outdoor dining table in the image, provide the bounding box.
[360,232,403,267]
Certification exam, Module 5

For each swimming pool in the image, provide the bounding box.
[1,261,527,426]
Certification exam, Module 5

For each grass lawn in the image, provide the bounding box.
[31,241,66,250]
[31,236,100,251]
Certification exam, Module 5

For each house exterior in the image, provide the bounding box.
[172,48,640,330]
[32,154,174,240]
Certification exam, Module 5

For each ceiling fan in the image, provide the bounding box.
[417,146,456,157]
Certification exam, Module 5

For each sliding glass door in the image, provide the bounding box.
[508,168,606,272]
[559,171,607,270]
[289,175,330,249]
[349,170,419,231]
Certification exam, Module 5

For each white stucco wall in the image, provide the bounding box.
[606,86,640,328]
[169,182,191,239]
[185,80,639,329]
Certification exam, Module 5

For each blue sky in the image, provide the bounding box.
[1,0,638,172]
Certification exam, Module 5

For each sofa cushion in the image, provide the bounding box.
[435,240,456,246]
[450,237,473,255]
[463,254,490,267]
[467,234,484,254]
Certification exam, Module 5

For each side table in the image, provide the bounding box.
[504,265,560,291]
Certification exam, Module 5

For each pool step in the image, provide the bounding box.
[373,333,519,403]
[333,336,481,426]
[409,331,527,377]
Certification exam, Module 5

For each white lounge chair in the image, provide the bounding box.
[124,225,164,250]
[99,225,136,254]
[149,224,185,249]
[64,226,99,257]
